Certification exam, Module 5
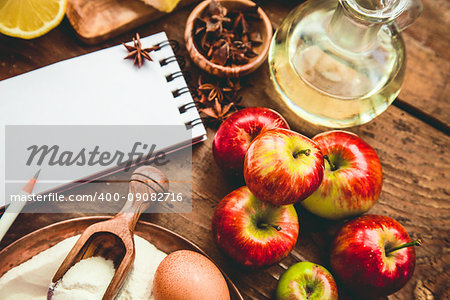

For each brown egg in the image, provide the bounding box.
[153,250,231,300]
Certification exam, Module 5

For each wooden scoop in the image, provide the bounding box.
[48,166,169,300]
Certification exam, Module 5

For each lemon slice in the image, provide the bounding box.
[139,0,182,13]
[0,0,67,39]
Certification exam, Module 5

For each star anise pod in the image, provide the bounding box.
[224,78,242,92]
[208,0,228,18]
[196,75,223,103]
[193,73,245,126]
[210,42,230,65]
[200,99,235,122]
[123,33,160,68]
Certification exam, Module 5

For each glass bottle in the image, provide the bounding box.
[268,0,422,128]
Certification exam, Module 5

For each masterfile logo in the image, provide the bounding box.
[26,142,169,170]
[2,125,193,214]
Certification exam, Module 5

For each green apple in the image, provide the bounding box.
[276,262,338,300]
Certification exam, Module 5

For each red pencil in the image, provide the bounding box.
[0,169,41,242]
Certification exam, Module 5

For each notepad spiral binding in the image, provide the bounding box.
[154,39,201,131]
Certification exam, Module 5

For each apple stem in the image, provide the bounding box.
[293,149,311,159]
[323,155,337,171]
[385,239,422,255]
[258,223,282,231]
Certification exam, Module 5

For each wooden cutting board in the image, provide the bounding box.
[66,0,200,44]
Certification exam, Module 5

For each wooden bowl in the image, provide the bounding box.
[0,217,244,300]
[185,0,273,77]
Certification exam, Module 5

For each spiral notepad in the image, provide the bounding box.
[0,32,206,204]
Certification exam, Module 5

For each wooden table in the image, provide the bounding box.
[0,0,448,299]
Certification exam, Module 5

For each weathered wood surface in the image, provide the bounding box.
[398,0,450,131]
[66,0,200,44]
[0,0,449,299]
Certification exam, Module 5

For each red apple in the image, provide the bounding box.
[212,186,299,267]
[330,214,421,297]
[276,262,338,300]
[244,128,324,206]
[302,130,382,220]
[213,107,289,177]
